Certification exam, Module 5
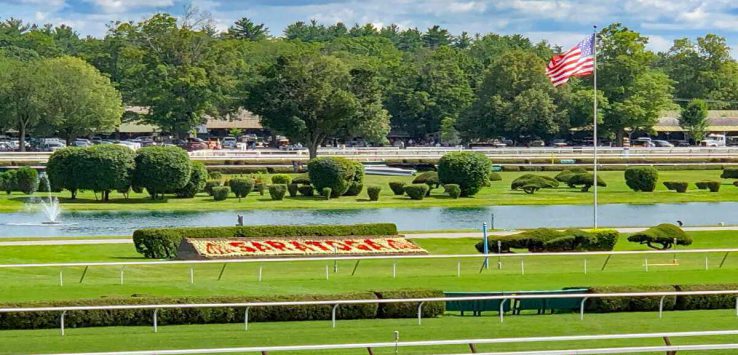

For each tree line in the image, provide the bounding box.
[1,14,737,156]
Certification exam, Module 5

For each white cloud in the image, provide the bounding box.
[86,0,175,14]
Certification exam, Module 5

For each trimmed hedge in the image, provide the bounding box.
[720,167,738,179]
[695,180,720,192]
[307,157,363,198]
[663,181,688,193]
[269,184,287,200]
[567,172,606,192]
[627,223,692,250]
[404,184,429,200]
[624,166,658,192]
[133,223,399,259]
[374,289,445,318]
[444,184,461,199]
[298,185,314,196]
[475,228,618,253]
[133,146,192,199]
[229,179,254,200]
[389,181,406,195]
[675,284,738,310]
[212,186,230,201]
[367,185,381,201]
[586,286,677,313]
[271,174,291,185]
[288,183,299,197]
[510,174,559,191]
[204,180,222,196]
[175,161,208,198]
[292,175,311,185]
[437,152,491,196]
[15,166,38,195]
[321,187,332,200]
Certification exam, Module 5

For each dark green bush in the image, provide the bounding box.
[511,174,559,191]
[292,175,311,185]
[374,289,445,319]
[256,183,265,196]
[663,181,688,193]
[675,284,738,310]
[413,171,439,187]
[321,187,332,200]
[586,286,676,313]
[37,174,50,193]
[624,166,658,192]
[695,180,720,192]
[271,174,291,185]
[298,185,314,196]
[627,223,692,250]
[344,182,364,196]
[437,152,492,196]
[229,179,254,200]
[212,186,230,201]
[444,184,461,198]
[269,184,287,200]
[404,184,429,200]
[720,167,738,179]
[488,171,502,182]
[0,292,381,330]
[367,185,381,201]
[475,228,619,253]
[78,145,137,201]
[288,183,299,197]
[307,157,363,198]
[522,184,540,194]
[389,181,406,195]
[204,180,222,196]
[15,166,38,195]
[175,161,208,198]
[133,146,192,199]
[555,169,576,183]
[208,171,223,180]
[134,223,398,259]
[46,147,82,197]
[567,172,607,192]
[0,170,15,194]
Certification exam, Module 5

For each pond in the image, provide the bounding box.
[0,202,733,237]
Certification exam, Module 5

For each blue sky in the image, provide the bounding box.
[2,0,738,57]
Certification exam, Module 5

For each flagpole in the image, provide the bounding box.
[593,25,598,229]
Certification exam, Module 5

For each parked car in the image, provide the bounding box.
[651,140,674,147]
[180,137,208,151]
[700,134,726,147]
[222,136,238,149]
[73,138,92,147]
[116,141,142,150]
[130,136,157,147]
[633,137,654,147]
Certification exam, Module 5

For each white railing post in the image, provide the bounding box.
[189,267,194,285]
[499,299,507,323]
[331,304,339,328]
[417,302,424,325]
[580,297,588,320]
[153,309,159,333]
[60,310,67,336]
[59,270,63,287]
[659,296,666,319]
[244,307,250,331]
[457,260,461,277]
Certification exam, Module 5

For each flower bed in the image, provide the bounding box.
[186,237,427,258]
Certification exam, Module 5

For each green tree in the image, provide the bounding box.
[458,50,568,141]
[596,24,676,144]
[244,53,389,158]
[76,145,136,201]
[225,18,269,41]
[422,25,452,49]
[0,58,44,151]
[133,146,192,199]
[40,56,123,144]
[680,99,709,142]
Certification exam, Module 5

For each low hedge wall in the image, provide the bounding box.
[585,284,738,313]
[0,289,443,330]
[475,228,619,253]
[133,223,399,259]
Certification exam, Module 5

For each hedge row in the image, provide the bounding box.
[133,223,399,259]
[475,228,619,253]
[586,284,738,313]
[0,289,444,330]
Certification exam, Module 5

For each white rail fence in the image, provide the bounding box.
[30,329,738,355]
[3,290,738,336]
[0,248,734,285]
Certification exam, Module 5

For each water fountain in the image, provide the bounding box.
[38,173,61,225]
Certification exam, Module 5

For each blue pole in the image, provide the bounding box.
[483,222,489,269]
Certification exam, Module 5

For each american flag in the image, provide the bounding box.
[546,34,595,87]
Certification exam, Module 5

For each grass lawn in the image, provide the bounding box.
[0,170,736,212]
[2,231,738,303]
[3,310,738,354]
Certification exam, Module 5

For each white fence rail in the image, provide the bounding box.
[30,330,738,355]
[4,290,738,336]
[0,248,734,285]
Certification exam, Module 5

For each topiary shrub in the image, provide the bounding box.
[663,181,688,193]
[175,161,208,198]
[269,184,287,200]
[15,166,38,195]
[308,157,363,198]
[133,146,192,200]
[292,174,311,185]
[444,184,461,198]
[627,223,692,250]
[475,228,619,253]
[521,184,540,194]
[229,178,254,201]
[0,170,16,195]
[321,187,332,200]
[344,182,364,196]
[298,185,314,196]
[256,183,265,196]
[437,152,492,197]
[567,172,607,192]
[37,174,51,193]
[413,171,438,196]
[624,166,658,192]
[45,147,82,198]
[404,184,429,200]
[271,174,291,185]
[511,174,559,191]
[367,185,381,201]
[695,180,720,192]
[208,171,223,180]
[488,171,502,182]
[204,180,222,196]
[288,183,299,197]
[720,167,738,179]
[389,181,406,195]
[212,186,230,201]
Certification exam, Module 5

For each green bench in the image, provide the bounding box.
[445,288,588,316]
